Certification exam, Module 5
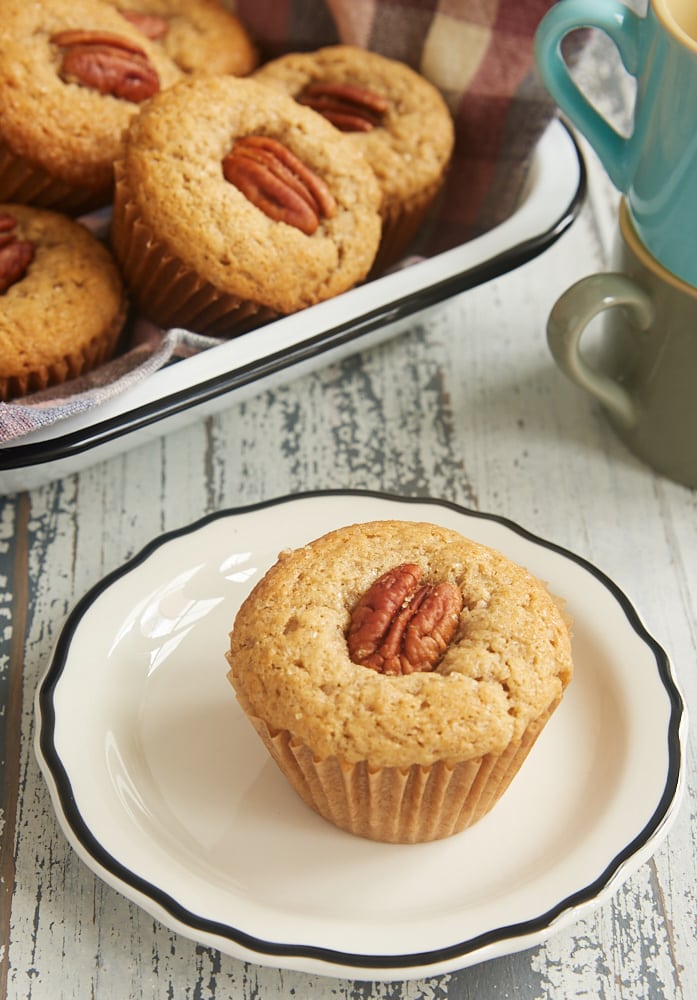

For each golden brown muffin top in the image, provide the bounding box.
[253,45,455,214]
[115,74,382,313]
[0,204,125,380]
[227,520,573,768]
[101,0,258,76]
[0,0,182,191]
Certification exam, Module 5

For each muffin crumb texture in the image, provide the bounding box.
[111,75,382,327]
[0,203,126,400]
[227,520,573,770]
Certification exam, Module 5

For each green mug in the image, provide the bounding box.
[547,200,697,488]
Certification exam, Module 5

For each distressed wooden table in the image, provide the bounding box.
[1,33,695,1000]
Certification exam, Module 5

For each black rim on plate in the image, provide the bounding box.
[3,122,587,472]
[36,490,685,975]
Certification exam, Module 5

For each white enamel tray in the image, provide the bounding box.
[35,491,686,981]
[1,119,585,494]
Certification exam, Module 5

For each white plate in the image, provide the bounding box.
[35,491,686,981]
[2,119,585,494]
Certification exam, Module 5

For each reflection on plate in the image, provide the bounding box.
[35,491,685,981]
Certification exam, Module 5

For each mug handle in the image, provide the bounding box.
[546,272,654,429]
[534,0,642,190]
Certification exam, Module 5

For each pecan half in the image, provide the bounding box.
[222,135,337,235]
[117,10,170,40]
[347,563,463,675]
[297,82,389,132]
[51,29,160,103]
[0,214,34,295]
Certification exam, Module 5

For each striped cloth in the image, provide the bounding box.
[235,0,560,251]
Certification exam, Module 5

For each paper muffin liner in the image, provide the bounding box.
[240,697,561,844]
[0,297,127,402]
[371,178,446,276]
[111,164,279,337]
[0,141,110,216]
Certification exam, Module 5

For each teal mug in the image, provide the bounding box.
[535,0,697,288]
[547,200,697,488]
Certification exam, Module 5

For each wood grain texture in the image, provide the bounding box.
[1,20,696,1000]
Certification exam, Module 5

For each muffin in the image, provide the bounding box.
[0,204,127,401]
[111,74,382,335]
[254,45,455,272]
[103,0,258,76]
[226,519,573,844]
[0,0,182,215]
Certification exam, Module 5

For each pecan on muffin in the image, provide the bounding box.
[254,45,455,272]
[226,519,573,843]
[0,0,182,214]
[111,75,382,335]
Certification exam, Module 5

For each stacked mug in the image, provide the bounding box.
[535,0,697,488]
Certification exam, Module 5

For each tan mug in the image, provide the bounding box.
[547,200,697,488]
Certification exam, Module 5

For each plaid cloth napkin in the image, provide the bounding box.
[0,326,223,444]
[1,0,561,443]
[235,0,560,251]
